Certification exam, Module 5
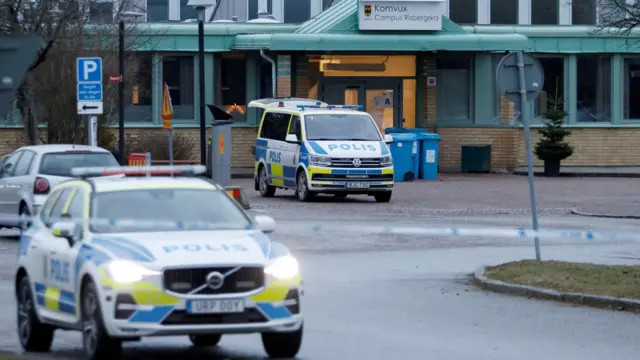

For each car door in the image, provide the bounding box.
[0,151,23,217]
[262,111,292,188]
[10,150,37,213]
[38,188,78,321]
[282,115,302,188]
[25,187,64,319]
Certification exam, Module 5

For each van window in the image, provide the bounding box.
[288,115,302,140]
[259,112,291,141]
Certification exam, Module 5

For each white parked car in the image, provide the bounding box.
[0,144,119,231]
[15,165,303,360]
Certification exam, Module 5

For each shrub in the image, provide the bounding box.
[124,131,196,161]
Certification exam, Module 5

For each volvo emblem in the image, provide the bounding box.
[352,158,362,167]
[205,271,225,290]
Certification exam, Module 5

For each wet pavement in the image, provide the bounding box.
[1,175,639,359]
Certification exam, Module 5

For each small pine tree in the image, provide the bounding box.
[534,85,574,162]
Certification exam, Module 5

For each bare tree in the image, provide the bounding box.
[1,0,154,147]
[594,0,640,34]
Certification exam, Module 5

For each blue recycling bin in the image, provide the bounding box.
[385,127,441,180]
[389,133,419,182]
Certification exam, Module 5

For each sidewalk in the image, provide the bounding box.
[571,204,640,219]
[514,166,640,178]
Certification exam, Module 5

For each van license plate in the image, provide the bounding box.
[186,299,245,314]
[346,182,370,189]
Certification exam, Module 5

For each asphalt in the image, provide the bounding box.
[0,175,639,359]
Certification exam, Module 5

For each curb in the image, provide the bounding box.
[570,208,640,220]
[472,265,640,312]
[512,170,640,178]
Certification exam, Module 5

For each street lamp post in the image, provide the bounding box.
[117,11,145,164]
[187,0,216,167]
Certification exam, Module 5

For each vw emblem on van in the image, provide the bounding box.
[352,158,362,167]
[205,271,225,290]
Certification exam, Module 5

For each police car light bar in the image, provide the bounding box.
[296,104,364,111]
[71,165,207,178]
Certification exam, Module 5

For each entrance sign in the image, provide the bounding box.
[358,0,446,31]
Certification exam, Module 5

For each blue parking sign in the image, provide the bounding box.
[76,57,102,83]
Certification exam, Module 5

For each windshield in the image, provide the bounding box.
[304,114,382,141]
[39,152,119,177]
[90,189,252,233]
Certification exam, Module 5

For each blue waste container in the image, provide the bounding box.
[419,133,441,180]
[385,128,441,180]
[389,133,419,182]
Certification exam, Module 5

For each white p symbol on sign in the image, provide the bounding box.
[83,61,97,81]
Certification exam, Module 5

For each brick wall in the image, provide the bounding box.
[436,128,519,171]
[276,55,292,98]
[423,57,437,125]
[0,127,257,168]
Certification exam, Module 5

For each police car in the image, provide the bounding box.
[250,98,394,202]
[15,165,303,360]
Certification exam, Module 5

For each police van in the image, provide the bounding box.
[250,98,394,203]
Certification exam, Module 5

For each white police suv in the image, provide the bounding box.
[15,166,303,360]
[251,98,394,202]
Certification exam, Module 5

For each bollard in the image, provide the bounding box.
[208,120,233,186]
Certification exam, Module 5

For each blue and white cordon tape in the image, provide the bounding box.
[4,214,640,243]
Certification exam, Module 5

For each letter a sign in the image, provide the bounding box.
[161,82,174,129]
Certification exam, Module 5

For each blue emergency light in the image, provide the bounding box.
[296,104,364,111]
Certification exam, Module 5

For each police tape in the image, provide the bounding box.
[3,214,640,243]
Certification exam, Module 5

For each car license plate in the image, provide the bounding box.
[186,299,245,314]
[345,182,370,189]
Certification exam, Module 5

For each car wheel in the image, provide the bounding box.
[189,334,222,347]
[81,280,122,360]
[374,191,392,203]
[19,204,31,233]
[261,324,303,358]
[17,276,54,352]
[296,171,315,202]
[258,165,276,197]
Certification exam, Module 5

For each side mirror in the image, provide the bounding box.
[51,221,78,245]
[285,134,301,144]
[384,134,393,144]
[254,215,276,234]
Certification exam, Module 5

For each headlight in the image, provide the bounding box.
[309,155,331,167]
[105,260,160,283]
[380,155,393,167]
[264,255,299,280]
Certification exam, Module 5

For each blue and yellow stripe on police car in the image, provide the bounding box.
[251,275,302,320]
[34,283,76,314]
[267,163,297,188]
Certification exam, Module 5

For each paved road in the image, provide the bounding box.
[0,175,639,359]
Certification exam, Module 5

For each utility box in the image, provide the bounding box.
[208,120,233,186]
[461,145,491,173]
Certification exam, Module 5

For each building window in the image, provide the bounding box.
[284,0,311,23]
[220,53,247,122]
[572,0,596,25]
[623,58,640,120]
[490,0,517,24]
[248,0,273,20]
[577,55,611,122]
[147,0,169,21]
[436,53,472,123]
[532,0,558,24]
[126,53,153,122]
[535,57,564,119]
[89,1,113,24]
[162,56,194,120]
[260,59,273,99]
[599,0,626,25]
[323,0,338,10]
[449,0,477,24]
[180,0,199,20]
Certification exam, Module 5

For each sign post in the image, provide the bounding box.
[76,57,104,146]
[496,51,545,261]
[161,82,174,165]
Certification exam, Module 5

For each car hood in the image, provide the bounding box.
[90,229,271,268]
[305,140,390,158]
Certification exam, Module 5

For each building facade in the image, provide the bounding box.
[3,0,640,172]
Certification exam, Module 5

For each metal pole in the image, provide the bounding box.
[516,51,541,261]
[118,19,125,164]
[198,8,206,166]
